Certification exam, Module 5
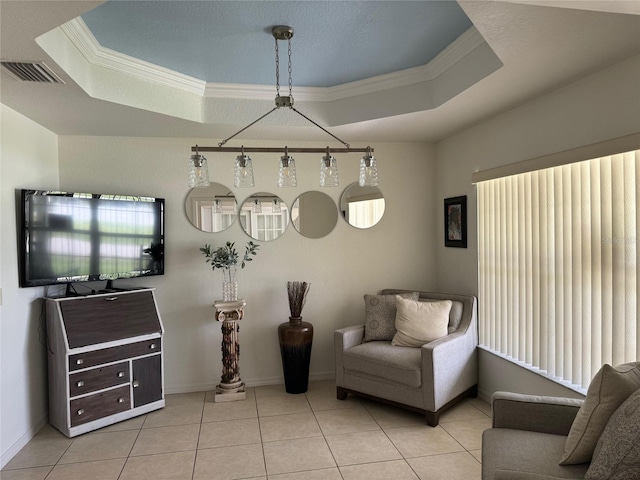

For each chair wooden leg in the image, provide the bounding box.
[425,410,439,427]
[336,386,348,400]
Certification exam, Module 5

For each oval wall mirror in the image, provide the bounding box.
[184,183,238,232]
[291,191,339,239]
[239,192,290,241]
[340,182,385,229]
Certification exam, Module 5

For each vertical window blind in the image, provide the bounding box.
[478,149,640,391]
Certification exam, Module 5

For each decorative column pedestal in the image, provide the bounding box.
[213,299,246,402]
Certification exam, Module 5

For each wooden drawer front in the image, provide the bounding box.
[70,385,130,427]
[69,339,161,371]
[69,362,129,397]
[60,291,161,348]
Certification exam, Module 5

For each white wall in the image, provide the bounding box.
[0,105,59,466]
[435,55,640,400]
[57,138,437,393]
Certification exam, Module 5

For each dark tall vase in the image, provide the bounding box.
[278,316,313,394]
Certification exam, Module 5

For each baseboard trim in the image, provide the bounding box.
[164,371,335,395]
[1,412,49,469]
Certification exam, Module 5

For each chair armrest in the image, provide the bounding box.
[421,329,478,410]
[334,325,365,351]
[492,391,583,436]
[334,325,364,387]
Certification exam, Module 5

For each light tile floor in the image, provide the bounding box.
[1,381,491,480]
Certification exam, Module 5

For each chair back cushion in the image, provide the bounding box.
[391,297,451,347]
[363,292,419,342]
[561,362,640,465]
[585,387,640,479]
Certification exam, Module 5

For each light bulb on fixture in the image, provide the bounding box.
[278,147,297,187]
[320,147,339,187]
[234,147,255,187]
[213,199,223,213]
[188,146,210,188]
[272,198,282,213]
[253,199,262,213]
[359,147,378,187]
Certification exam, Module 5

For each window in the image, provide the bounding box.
[477,149,639,392]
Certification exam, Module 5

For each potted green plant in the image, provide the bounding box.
[200,241,259,301]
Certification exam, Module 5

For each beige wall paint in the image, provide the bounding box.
[1,105,59,466]
[57,138,437,393]
[435,54,640,400]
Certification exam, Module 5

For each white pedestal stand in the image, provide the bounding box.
[213,299,246,402]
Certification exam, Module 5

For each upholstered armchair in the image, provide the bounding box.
[334,289,478,426]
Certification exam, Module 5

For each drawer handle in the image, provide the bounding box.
[117,397,125,403]
[105,297,118,302]
[133,380,140,388]
[117,371,125,378]
[76,359,84,365]
[77,409,85,416]
[76,381,84,387]
[149,343,156,350]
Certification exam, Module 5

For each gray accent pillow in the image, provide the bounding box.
[585,388,640,479]
[561,362,640,465]
[363,292,419,342]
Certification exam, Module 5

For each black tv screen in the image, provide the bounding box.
[20,190,164,288]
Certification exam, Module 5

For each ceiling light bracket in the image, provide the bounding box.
[275,95,293,108]
[272,26,294,41]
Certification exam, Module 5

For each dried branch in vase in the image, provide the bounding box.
[287,281,310,318]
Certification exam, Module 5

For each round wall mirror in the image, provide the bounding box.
[239,192,290,241]
[340,182,385,229]
[291,191,339,239]
[185,183,238,232]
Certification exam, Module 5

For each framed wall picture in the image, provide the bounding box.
[444,195,467,248]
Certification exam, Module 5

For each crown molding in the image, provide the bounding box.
[60,18,206,96]
[60,19,486,104]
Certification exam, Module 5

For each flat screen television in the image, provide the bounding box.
[19,190,164,289]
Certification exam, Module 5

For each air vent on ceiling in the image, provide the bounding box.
[0,61,64,84]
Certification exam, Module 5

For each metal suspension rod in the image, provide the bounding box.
[217,107,278,147]
[290,107,350,149]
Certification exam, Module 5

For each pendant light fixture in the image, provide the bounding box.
[188,25,377,188]
[277,146,297,187]
[320,147,339,187]
[234,146,254,188]
[359,147,378,187]
[188,145,210,188]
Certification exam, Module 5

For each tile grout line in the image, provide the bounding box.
[306,388,346,480]
[360,398,423,479]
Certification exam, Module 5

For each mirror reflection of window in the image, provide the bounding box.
[340,183,385,229]
[239,193,290,241]
[184,183,238,233]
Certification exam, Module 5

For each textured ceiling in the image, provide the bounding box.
[81,0,473,87]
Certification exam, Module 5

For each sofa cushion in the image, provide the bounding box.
[561,362,640,465]
[391,297,451,347]
[585,387,640,479]
[343,341,422,388]
[363,292,419,342]
[483,428,590,480]
[421,299,463,333]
